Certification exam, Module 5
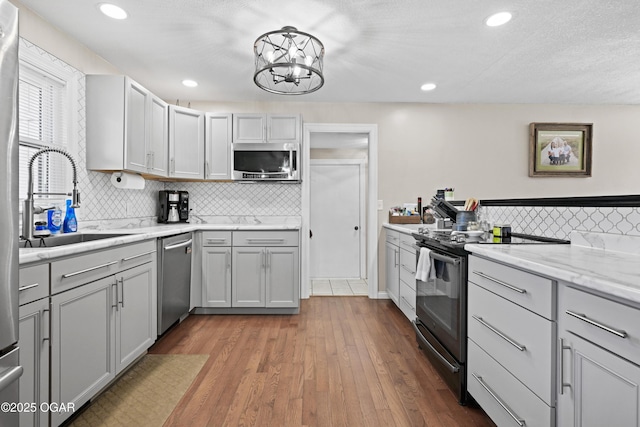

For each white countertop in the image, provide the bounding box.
[466,231,640,306]
[383,222,436,235]
[20,217,301,264]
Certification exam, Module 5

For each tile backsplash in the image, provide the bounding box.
[484,206,640,240]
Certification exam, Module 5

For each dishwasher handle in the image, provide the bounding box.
[163,239,193,251]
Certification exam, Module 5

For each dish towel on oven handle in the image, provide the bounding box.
[415,247,436,282]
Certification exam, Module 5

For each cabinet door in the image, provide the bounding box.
[169,105,205,179]
[267,114,300,143]
[116,262,157,373]
[205,113,232,179]
[202,246,232,307]
[148,95,168,176]
[232,247,265,307]
[18,298,49,427]
[125,79,150,173]
[232,113,266,143]
[558,332,640,427]
[385,241,399,304]
[265,247,299,308]
[51,276,116,427]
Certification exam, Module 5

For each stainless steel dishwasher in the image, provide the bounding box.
[157,232,192,335]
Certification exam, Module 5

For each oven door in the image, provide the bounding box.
[415,247,466,362]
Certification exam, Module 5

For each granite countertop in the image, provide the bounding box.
[465,231,640,306]
[19,216,301,264]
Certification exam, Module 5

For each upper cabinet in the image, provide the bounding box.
[233,113,301,143]
[86,75,168,177]
[205,113,232,180]
[169,105,205,179]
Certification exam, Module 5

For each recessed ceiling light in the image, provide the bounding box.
[99,3,128,20]
[485,11,512,27]
[182,79,198,88]
[420,83,437,91]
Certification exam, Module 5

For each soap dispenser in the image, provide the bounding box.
[63,199,78,233]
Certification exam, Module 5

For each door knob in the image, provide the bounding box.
[310,230,313,238]
[355,226,359,230]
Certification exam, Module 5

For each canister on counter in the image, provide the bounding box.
[492,224,511,237]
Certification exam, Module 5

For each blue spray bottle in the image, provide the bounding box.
[63,199,78,233]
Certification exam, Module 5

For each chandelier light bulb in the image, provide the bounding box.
[265,50,275,63]
[304,56,313,66]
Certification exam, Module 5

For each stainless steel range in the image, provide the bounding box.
[411,219,569,404]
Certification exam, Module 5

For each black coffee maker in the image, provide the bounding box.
[158,190,189,223]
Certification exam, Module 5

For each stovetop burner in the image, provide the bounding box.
[412,227,570,253]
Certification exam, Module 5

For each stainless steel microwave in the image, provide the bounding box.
[232,142,300,181]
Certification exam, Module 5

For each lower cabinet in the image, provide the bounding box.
[50,260,156,427]
[116,262,157,372]
[50,276,116,427]
[18,297,50,427]
[384,239,399,305]
[202,246,232,307]
[232,246,299,308]
[557,283,640,426]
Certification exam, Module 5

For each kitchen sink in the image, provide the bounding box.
[21,233,133,248]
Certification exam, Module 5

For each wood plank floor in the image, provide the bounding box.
[150,297,495,427]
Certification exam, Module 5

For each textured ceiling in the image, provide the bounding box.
[18,0,640,104]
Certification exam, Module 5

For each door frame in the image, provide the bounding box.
[302,123,379,299]
[309,159,367,280]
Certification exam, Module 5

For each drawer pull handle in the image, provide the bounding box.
[473,271,526,294]
[565,310,627,338]
[559,338,572,395]
[245,238,285,244]
[62,260,119,278]
[19,283,39,292]
[400,263,415,274]
[122,250,155,262]
[473,315,526,352]
[472,373,525,427]
[206,238,228,244]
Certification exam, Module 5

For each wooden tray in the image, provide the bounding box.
[388,212,420,224]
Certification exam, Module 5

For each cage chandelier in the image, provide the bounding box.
[254,26,325,95]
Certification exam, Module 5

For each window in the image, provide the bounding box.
[18,41,77,207]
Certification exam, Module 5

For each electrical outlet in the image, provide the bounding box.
[190,200,196,213]
[377,200,383,210]
[125,201,132,217]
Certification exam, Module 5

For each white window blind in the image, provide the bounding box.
[18,63,69,202]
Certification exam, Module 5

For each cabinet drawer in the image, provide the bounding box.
[469,255,554,319]
[399,232,417,252]
[51,240,156,294]
[202,231,232,246]
[560,284,640,366]
[19,263,49,306]
[399,248,416,290]
[468,283,554,404]
[385,229,399,245]
[399,281,416,321]
[233,230,299,247]
[468,339,554,427]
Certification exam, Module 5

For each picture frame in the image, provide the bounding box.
[529,122,593,177]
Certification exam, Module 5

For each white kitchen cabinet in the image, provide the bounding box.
[557,283,640,427]
[18,297,49,427]
[201,231,233,307]
[385,230,400,305]
[115,262,157,373]
[231,231,300,308]
[49,241,157,426]
[467,255,556,427]
[232,113,301,143]
[398,232,417,321]
[86,75,168,176]
[205,113,232,180]
[169,105,205,179]
[50,275,116,427]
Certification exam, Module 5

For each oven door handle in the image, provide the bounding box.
[429,251,461,265]
[411,322,460,373]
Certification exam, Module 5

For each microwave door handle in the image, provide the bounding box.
[289,149,293,178]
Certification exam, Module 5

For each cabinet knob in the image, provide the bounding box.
[355,226,359,231]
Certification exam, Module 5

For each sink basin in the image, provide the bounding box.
[22,233,132,248]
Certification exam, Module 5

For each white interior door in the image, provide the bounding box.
[310,161,363,279]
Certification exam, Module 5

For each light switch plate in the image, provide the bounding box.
[377,200,383,210]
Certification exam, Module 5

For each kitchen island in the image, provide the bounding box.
[464,230,640,427]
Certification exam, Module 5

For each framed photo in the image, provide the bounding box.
[529,122,593,177]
